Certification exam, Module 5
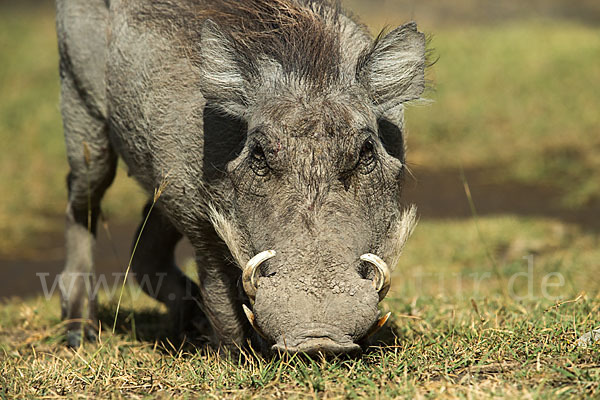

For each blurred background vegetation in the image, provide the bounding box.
[0,0,599,300]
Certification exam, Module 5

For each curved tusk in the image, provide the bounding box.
[242,304,267,339]
[364,312,392,339]
[242,250,276,301]
[360,253,391,302]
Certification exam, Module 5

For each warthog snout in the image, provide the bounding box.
[241,250,393,354]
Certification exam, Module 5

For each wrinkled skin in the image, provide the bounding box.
[234,94,403,352]
[55,0,426,354]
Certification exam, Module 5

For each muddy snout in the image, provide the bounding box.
[241,250,393,355]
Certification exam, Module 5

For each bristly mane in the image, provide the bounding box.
[134,0,348,86]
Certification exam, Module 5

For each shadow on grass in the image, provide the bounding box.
[364,317,408,352]
[96,303,212,353]
[95,301,410,360]
[97,303,168,340]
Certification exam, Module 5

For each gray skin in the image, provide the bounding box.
[55,0,426,354]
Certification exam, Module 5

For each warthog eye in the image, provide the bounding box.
[249,144,270,176]
[358,139,377,175]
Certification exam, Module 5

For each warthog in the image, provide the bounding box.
[56,0,427,354]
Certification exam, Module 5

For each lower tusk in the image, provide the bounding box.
[242,304,267,339]
[364,312,391,339]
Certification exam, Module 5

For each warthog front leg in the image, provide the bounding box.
[61,199,111,347]
[130,201,208,337]
[193,222,251,350]
[59,73,117,347]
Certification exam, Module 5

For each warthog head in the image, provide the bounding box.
[198,3,426,355]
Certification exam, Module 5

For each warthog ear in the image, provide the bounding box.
[357,22,426,112]
[198,20,257,117]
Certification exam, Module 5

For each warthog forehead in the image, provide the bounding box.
[248,93,376,137]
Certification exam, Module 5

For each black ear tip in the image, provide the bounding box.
[386,21,421,40]
[405,21,418,31]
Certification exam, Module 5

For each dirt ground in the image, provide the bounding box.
[2,165,597,300]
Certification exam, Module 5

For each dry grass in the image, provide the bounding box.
[1,292,599,398]
[2,216,599,398]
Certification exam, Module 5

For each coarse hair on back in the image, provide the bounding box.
[134,0,349,87]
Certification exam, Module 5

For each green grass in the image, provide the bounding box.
[1,3,599,399]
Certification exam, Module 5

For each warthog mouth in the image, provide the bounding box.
[271,324,362,355]
[272,337,362,356]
